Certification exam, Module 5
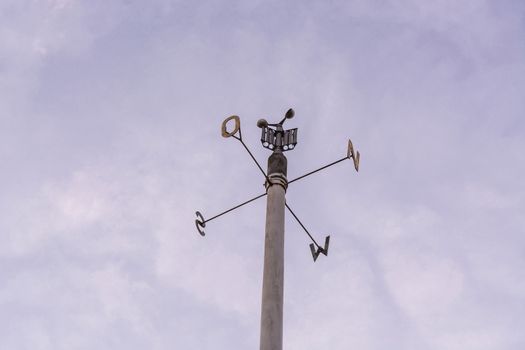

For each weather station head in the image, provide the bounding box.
[257,108,298,152]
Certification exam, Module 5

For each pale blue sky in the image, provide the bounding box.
[1,1,524,349]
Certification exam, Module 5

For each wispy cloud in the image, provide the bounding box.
[1,0,524,349]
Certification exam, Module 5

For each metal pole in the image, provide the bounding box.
[197,111,358,346]
[260,149,287,350]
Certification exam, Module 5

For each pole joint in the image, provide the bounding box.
[265,172,288,191]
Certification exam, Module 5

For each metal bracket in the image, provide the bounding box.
[310,236,330,262]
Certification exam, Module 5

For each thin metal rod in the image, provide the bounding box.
[205,192,267,223]
[285,202,320,248]
[288,156,348,185]
[233,133,269,182]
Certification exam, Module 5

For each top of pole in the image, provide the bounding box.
[257,109,298,152]
[196,107,361,261]
[266,149,288,191]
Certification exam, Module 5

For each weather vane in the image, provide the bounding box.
[195,108,360,350]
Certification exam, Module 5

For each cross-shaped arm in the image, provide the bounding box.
[195,113,360,262]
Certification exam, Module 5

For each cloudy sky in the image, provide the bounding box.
[1,0,524,349]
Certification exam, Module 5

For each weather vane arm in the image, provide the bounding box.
[288,156,348,184]
[288,139,360,185]
[195,191,267,236]
[285,202,330,262]
[233,133,269,181]
[222,115,270,183]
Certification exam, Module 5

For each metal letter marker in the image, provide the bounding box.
[195,108,360,350]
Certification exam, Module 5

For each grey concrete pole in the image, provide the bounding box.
[260,150,287,350]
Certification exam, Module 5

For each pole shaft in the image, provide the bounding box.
[260,151,287,350]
